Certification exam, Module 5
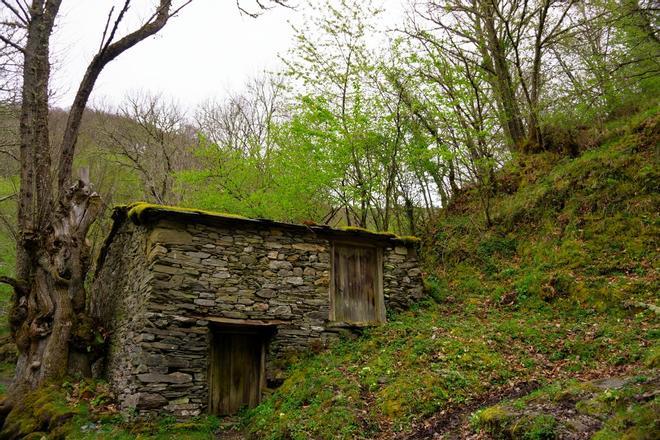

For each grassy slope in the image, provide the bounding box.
[0,108,657,439]
[241,108,659,439]
[0,176,17,392]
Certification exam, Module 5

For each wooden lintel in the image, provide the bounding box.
[326,320,380,328]
[197,316,287,327]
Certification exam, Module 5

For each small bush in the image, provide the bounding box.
[470,405,514,435]
[424,275,447,303]
[540,272,575,301]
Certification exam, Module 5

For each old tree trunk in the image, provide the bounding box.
[10,1,104,392]
[0,0,182,426]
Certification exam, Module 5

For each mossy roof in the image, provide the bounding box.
[113,202,421,246]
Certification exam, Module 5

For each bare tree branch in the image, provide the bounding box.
[0,0,28,25]
[236,0,292,18]
[0,33,23,53]
[100,1,130,53]
[98,5,116,52]
[57,0,193,197]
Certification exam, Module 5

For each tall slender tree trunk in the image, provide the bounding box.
[477,1,527,150]
[13,0,64,390]
[525,0,550,153]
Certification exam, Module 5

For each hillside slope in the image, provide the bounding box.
[241,108,659,439]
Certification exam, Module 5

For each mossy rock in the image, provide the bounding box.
[473,407,559,440]
[643,347,660,369]
[592,400,659,440]
[551,382,599,403]
[575,396,612,417]
[1,384,79,439]
[471,405,516,437]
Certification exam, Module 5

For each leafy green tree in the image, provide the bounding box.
[284,0,404,229]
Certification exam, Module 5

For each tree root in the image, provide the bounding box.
[0,277,26,296]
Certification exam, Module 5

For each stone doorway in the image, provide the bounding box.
[208,325,267,415]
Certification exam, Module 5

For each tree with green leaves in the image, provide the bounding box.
[283,0,406,229]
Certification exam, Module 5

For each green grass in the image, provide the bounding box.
[470,408,558,440]
[68,414,221,440]
[2,108,658,439]
[240,108,659,438]
[242,299,656,438]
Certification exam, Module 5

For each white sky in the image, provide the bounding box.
[51,0,407,111]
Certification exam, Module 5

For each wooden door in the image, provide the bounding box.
[331,244,384,323]
[209,329,264,415]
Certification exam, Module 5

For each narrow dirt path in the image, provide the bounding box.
[394,381,540,440]
[394,371,656,440]
[215,417,247,440]
[216,429,246,440]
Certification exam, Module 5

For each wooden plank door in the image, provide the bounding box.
[331,244,384,323]
[209,330,264,415]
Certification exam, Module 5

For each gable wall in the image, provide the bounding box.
[91,221,154,411]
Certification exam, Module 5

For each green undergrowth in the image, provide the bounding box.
[68,414,221,440]
[243,299,656,439]
[2,382,86,439]
[1,379,220,439]
[470,374,659,439]
[240,108,659,438]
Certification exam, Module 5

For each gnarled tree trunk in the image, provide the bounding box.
[12,177,101,390]
[0,0,186,427]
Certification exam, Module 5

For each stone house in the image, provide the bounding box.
[92,203,424,417]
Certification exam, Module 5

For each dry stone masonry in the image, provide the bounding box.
[92,204,424,417]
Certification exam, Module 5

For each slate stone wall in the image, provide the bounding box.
[91,222,154,412]
[94,218,424,417]
[383,245,425,312]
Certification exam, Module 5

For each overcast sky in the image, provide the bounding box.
[51,0,407,112]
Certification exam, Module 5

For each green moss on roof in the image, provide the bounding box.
[124,202,249,223]
[338,225,397,238]
[117,202,420,245]
[338,226,421,244]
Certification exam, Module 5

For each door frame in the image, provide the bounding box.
[328,240,385,324]
[207,322,276,415]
